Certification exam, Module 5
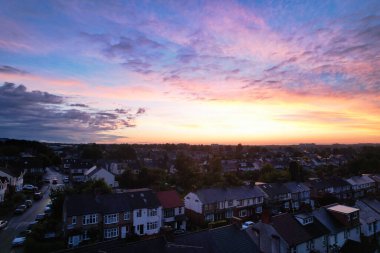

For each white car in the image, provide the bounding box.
[23,184,36,191]
[241,221,254,230]
[12,236,26,247]
[0,220,7,229]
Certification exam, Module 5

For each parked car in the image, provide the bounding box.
[33,191,42,200]
[23,184,37,191]
[35,213,46,222]
[0,220,8,229]
[19,230,32,236]
[44,206,52,214]
[173,229,186,235]
[12,235,26,247]
[14,204,27,214]
[63,176,69,183]
[25,199,33,208]
[241,221,254,230]
[43,178,50,184]
[52,178,58,185]
[26,221,38,230]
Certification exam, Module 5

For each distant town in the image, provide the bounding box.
[0,138,379,253]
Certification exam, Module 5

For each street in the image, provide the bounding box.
[0,168,63,253]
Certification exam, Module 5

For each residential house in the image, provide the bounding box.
[63,188,162,247]
[283,182,311,211]
[312,204,361,251]
[345,175,376,198]
[84,166,116,188]
[368,174,380,194]
[156,190,186,231]
[355,200,380,239]
[184,186,265,225]
[306,177,352,201]
[63,159,94,182]
[249,212,330,253]
[0,179,7,203]
[57,224,260,253]
[0,167,24,192]
[257,183,292,214]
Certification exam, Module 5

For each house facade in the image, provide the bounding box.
[312,204,361,251]
[257,183,292,214]
[63,189,162,247]
[249,212,330,253]
[0,179,7,203]
[0,167,24,192]
[306,177,352,201]
[156,190,186,231]
[184,186,265,225]
[345,175,376,198]
[84,166,116,188]
[283,182,311,211]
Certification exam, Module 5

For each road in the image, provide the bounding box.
[0,168,63,253]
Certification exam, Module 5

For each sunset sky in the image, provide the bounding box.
[0,0,379,144]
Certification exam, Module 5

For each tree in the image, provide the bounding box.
[175,153,200,192]
[80,144,103,160]
[203,157,223,186]
[288,161,304,182]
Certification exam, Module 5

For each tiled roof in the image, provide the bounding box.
[65,189,160,217]
[195,186,265,204]
[257,183,290,197]
[283,182,310,193]
[345,175,375,186]
[156,190,183,209]
[272,213,329,246]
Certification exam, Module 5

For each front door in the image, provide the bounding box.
[138,224,144,235]
[72,235,81,246]
[121,226,127,238]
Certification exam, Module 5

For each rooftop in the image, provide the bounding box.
[327,204,359,214]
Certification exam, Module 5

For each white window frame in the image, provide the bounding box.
[136,209,142,218]
[72,216,77,225]
[148,208,157,217]
[239,209,247,217]
[83,214,98,225]
[147,221,158,230]
[104,227,119,239]
[256,206,262,213]
[104,213,119,224]
[225,209,233,218]
[124,212,130,220]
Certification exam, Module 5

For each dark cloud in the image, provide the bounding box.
[0,83,144,142]
[70,103,88,107]
[0,65,28,75]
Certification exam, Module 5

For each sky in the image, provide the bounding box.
[0,0,380,145]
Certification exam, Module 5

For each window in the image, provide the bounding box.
[306,240,314,250]
[256,206,262,213]
[136,209,142,218]
[147,221,158,230]
[164,209,174,218]
[83,214,98,225]
[352,212,358,219]
[104,228,119,239]
[228,200,233,207]
[219,202,225,209]
[291,247,297,253]
[148,209,157,216]
[178,207,182,214]
[284,202,289,209]
[104,214,119,224]
[205,213,214,222]
[72,216,77,225]
[237,200,243,207]
[225,210,233,218]
[124,212,130,220]
[83,230,90,240]
[239,209,247,217]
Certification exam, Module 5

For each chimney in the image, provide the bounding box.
[261,208,272,224]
